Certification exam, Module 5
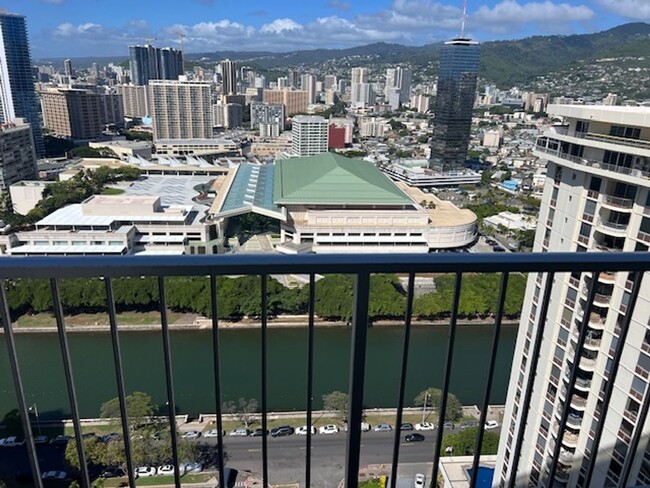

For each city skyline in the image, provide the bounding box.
[1,0,647,58]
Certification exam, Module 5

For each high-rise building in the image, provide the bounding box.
[288,70,300,89]
[214,103,243,129]
[149,80,213,140]
[385,67,412,107]
[0,118,37,191]
[250,102,285,130]
[263,89,308,116]
[0,12,44,156]
[350,67,372,109]
[99,92,124,126]
[429,38,479,173]
[291,115,328,157]
[351,67,368,84]
[496,104,650,487]
[64,58,73,77]
[277,77,289,90]
[410,94,432,113]
[221,59,237,95]
[118,84,150,118]
[129,45,183,86]
[40,88,104,139]
[301,74,316,104]
[323,75,337,92]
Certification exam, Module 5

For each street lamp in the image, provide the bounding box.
[28,403,42,437]
[421,391,429,423]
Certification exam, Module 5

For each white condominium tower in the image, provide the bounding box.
[496,104,650,487]
[149,80,213,140]
[351,67,373,109]
[291,115,328,157]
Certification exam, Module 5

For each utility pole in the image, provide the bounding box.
[421,391,429,423]
[28,403,41,437]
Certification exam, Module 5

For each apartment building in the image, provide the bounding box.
[262,89,308,116]
[496,104,650,487]
[291,115,328,157]
[149,80,213,140]
[40,88,104,139]
[118,84,150,118]
[0,119,38,191]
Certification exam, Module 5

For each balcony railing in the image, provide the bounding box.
[575,131,650,151]
[0,253,648,488]
[602,195,634,210]
[534,145,650,178]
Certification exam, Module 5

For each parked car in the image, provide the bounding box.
[183,462,203,474]
[414,422,435,431]
[414,473,426,488]
[250,428,269,437]
[270,426,294,437]
[101,432,120,442]
[135,466,156,477]
[182,430,201,439]
[33,435,49,445]
[295,426,317,436]
[400,422,414,431]
[460,421,478,429]
[0,436,24,447]
[374,423,392,432]
[81,433,96,439]
[100,468,125,478]
[203,429,223,438]
[485,420,499,430]
[318,424,340,435]
[229,428,250,437]
[41,471,67,480]
[343,422,371,432]
[157,465,175,476]
[50,435,72,444]
[405,433,425,442]
[443,421,455,430]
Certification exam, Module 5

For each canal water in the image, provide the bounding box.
[0,326,518,420]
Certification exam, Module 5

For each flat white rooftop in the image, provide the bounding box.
[9,244,126,254]
[548,104,650,127]
[156,139,237,145]
[36,204,190,227]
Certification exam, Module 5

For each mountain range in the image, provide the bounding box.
[36,22,650,89]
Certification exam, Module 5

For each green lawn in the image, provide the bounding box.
[359,480,383,488]
[104,473,212,487]
[15,311,186,327]
[101,188,126,195]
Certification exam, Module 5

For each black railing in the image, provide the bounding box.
[0,253,649,488]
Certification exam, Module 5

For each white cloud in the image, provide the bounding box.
[473,0,594,25]
[53,22,103,37]
[260,18,303,34]
[595,0,650,19]
[326,0,351,11]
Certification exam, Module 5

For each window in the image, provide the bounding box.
[589,176,601,192]
[610,125,641,140]
[583,199,596,216]
[576,120,590,133]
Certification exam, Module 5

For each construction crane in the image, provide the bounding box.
[176,32,186,54]
[123,35,158,46]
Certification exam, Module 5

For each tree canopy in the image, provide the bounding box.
[100,391,156,431]
[414,387,463,421]
[322,391,349,422]
[440,426,500,456]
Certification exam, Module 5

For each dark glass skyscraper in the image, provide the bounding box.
[129,45,183,86]
[0,12,44,157]
[429,38,479,173]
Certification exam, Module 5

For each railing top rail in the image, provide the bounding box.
[0,252,648,279]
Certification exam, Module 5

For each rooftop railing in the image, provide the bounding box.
[0,253,648,488]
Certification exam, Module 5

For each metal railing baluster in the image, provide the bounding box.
[158,276,181,488]
[50,279,91,488]
[546,271,601,485]
[305,273,316,488]
[261,274,269,488]
[390,273,415,488]
[104,278,136,488]
[210,274,227,488]
[344,272,370,488]
[431,272,463,484]
[507,272,555,488]
[469,273,509,488]
[0,280,43,488]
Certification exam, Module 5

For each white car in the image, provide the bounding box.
[295,426,317,436]
[485,420,499,430]
[343,422,371,432]
[157,465,175,476]
[374,423,392,432]
[0,436,24,447]
[414,422,436,431]
[414,473,426,488]
[182,462,203,474]
[34,435,49,445]
[229,428,250,437]
[41,471,67,480]
[135,466,156,477]
[182,430,201,439]
[318,424,340,435]
[203,429,222,438]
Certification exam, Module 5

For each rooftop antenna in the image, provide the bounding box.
[460,0,468,38]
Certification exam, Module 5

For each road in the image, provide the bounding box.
[0,429,452,487]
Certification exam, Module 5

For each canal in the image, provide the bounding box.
[0,325,518,420]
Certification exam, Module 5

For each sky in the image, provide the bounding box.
[3,0,650,59]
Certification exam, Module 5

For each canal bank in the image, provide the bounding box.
[0,326,518,421]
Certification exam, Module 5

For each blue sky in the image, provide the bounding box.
[4,0,650,58]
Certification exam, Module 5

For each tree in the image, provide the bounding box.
[414,387,463,421]
[100,392,156,431]
[223,398,258,428]
[440,427,499,456]
[322,391,349,422]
